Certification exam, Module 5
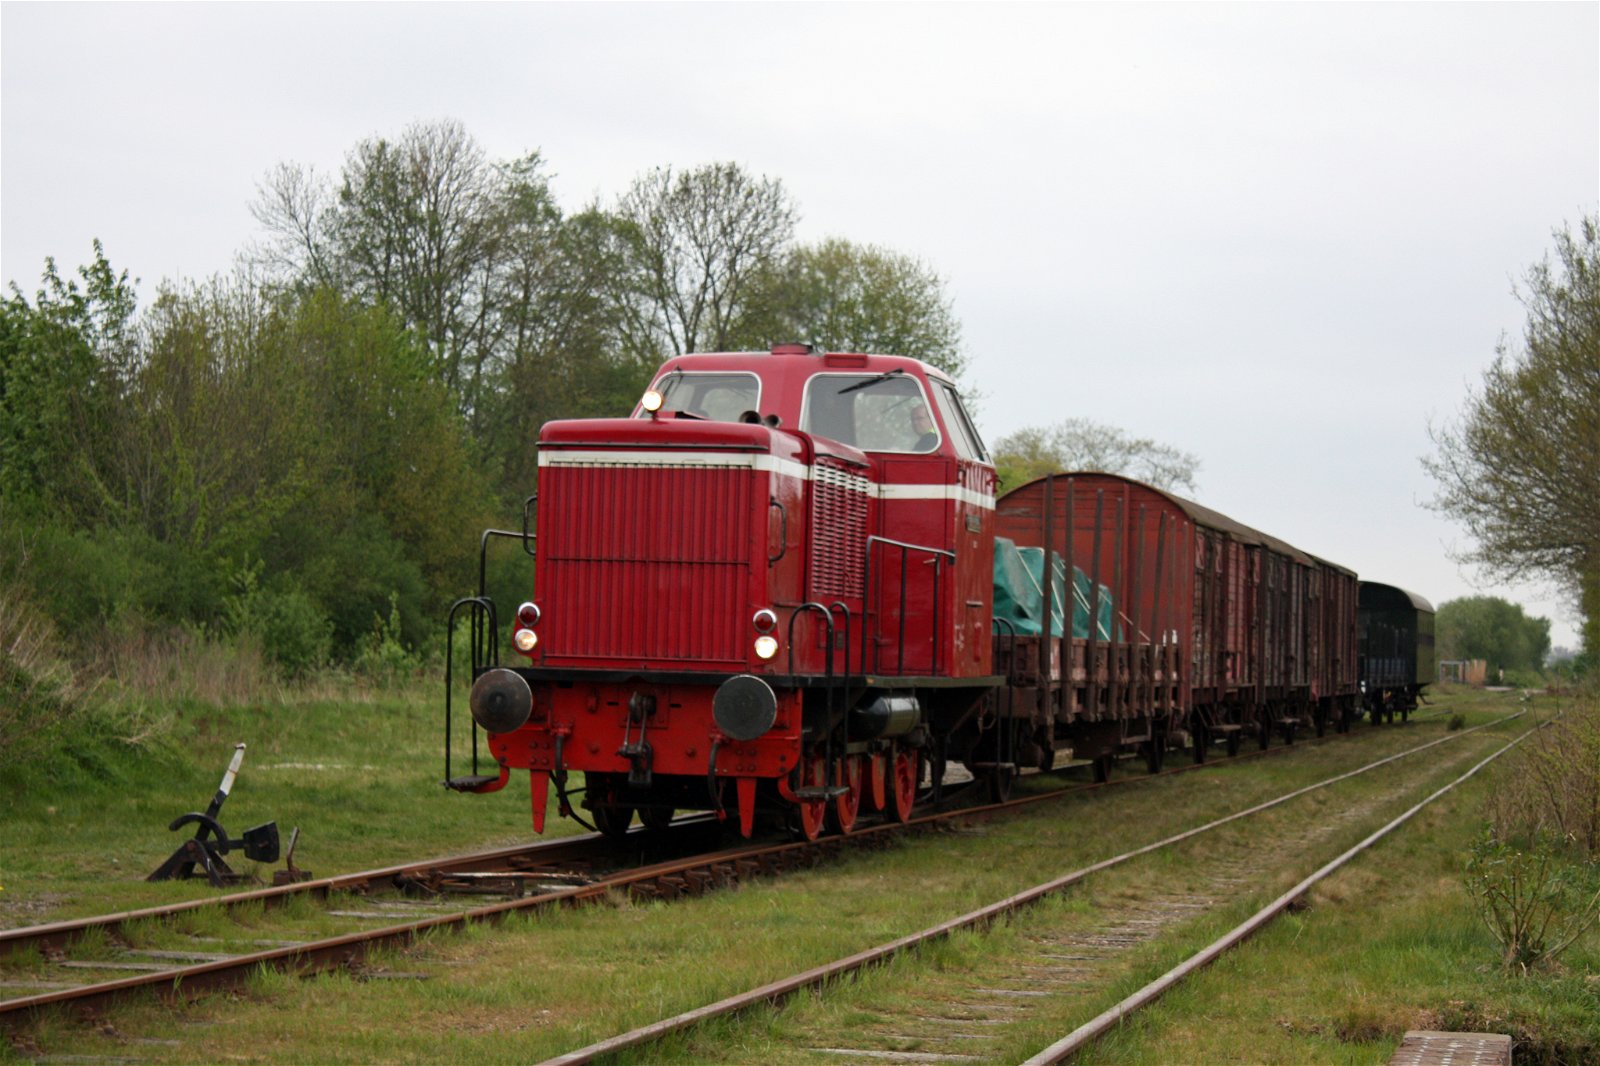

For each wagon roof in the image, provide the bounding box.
[1358,581,1435,613]
[1005,471,1328,567]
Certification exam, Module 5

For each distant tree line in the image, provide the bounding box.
[1435,596,1552,682]
[0,119,964,671]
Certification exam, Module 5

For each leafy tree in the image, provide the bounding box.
[1426,216,1600,657]
[0,244,139,522]
[990,419,1201,494]
[1435,595,1552,678]
[612,162,796,362]
[732,237,966,378]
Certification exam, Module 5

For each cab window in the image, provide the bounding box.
[802,372,940,453]
[637,371,761,422]
[931,380,990,463]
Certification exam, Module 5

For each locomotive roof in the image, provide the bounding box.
[1358,581,1435,614]
[658,349,953,382]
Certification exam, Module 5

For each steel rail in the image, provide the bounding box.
[1022,714,1547,1064]
[0,708,1470,1028]
[0,699,1397,962]
[535,711,1523,1065]
[0,827,640,960]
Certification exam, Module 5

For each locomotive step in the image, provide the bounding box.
[792,786,852,800]
[445,775,502,791]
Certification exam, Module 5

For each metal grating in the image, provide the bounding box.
[809,458,870,601]
[540,461,751,665]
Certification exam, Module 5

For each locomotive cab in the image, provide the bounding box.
[445,345,1000,841]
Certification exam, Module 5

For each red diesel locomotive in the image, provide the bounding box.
[443,345,1384,841]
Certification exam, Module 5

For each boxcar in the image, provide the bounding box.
[1358,582,1435,721]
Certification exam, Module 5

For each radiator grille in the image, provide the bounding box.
[540,460,751,665]
[809,459,870,600]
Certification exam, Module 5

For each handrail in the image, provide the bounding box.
[861,535,955,676]
[444,595,498,785]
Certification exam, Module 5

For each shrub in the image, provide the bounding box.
[1464,827,1600,973]
[1486,700,1600,859]
[222,566,332,678]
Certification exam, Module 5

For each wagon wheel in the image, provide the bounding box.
[889,746,918,824]
[1257,718,1272,751]
[1282,720,1296,745]
[639,805,674,832]
[1225,730,1242,758]
[1144,735,1166,775]
[592,804,634,842]
[829,756,863,835]
[1092,754,1114,784]
[787,756,828,842]
[1037,743,1056,773]
[1314,709,1327,739]
[987,760,1015,803]
[1191,723,1209,764]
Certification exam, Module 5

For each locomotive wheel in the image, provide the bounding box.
[830,756,863,835]
[788,757,828,842]
[889,747,918,823]
[592,804,634,842]
[865,752,888,812]
[639,805,674,832]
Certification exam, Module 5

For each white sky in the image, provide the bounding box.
[4,2,1598,648]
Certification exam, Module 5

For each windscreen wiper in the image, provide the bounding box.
[837,368,905,394]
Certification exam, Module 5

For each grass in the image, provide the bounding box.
[3,685,1587,1056]
[4,688,1567,1063]
[0,679,580,930]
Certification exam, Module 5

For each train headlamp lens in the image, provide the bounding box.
[513,628,538,653]
[753,635,779,660]
[641,389,664,413]
[752,608,777,634]
[516,602,541,627]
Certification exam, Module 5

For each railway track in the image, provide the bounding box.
[0,712,1443,1038]
[533,711,1529,1065]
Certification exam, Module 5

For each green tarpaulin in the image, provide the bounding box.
[992,537,1117,640]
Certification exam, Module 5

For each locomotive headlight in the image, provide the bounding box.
[513,628,539,654]
[752,608,777,634]
[753,635,779,660]
[516,602,541,627]
[641,389,664,414]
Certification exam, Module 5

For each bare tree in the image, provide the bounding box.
[992,419,1201,494]
[613,162,796,360]
[732,237,966,378]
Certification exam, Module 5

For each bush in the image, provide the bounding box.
[222,566,332,678]
[1486,700,1600,859]
[1464,827,1600,973]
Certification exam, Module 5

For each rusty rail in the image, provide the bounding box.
[536,713,1522,1065]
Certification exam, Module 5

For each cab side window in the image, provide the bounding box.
[931,381,990,462]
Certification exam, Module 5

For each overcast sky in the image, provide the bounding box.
[4,2,1597,648]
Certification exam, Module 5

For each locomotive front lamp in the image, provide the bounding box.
[516,602,541,627]
[752,608,777,634]
[753,635,779,660]
[513,628,539,653]
[641,389,664,415]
